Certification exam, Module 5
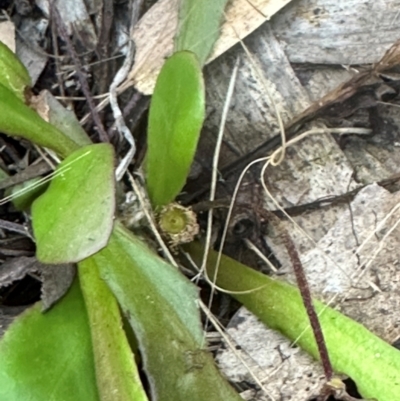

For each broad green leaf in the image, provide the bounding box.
[175,0,229,65]
[32,144,115,263]
[93,223,242,401]
[0,278,99,401]
[0,83,80,158]
[146,51,205,207]
[79,258,148,401]
[188,242,400,401]
[0,41,31,101]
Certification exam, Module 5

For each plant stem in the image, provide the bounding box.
[280,230,333,380]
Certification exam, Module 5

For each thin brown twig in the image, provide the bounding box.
[264,209,334,381]
[244,0,267,18]
[280,227,333,381]
[0,161,52,190]
[0,219,30,237]
[51,3,109,143]
[94,0,114,97]
[50,17,66,100]
[97,0,114,61]
[111,0,145,179]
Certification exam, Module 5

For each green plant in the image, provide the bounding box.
[145,50,204,207]
[0,2,240,401]
[0,2,399,401]
[187,242,400,401]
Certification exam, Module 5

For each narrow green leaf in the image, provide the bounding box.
[93,223,242,401]
[78,258,149,401]
[10,177,48,211]
[146,51,205,207]
[0,41,31,101]
[187,242,400,401]
[0,278,99,401]
[175,0,229,65]
[0,84,80,158]
[0,166,9,181]
[32,144,115,263]
[99,223,203,345]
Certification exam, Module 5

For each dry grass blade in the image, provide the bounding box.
[0,149,92,207]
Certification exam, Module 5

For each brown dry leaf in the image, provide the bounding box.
[200,2,400,399]
[217,308,327,401]
[37,0,98,50]
[126,0,293,95]
[0,21,15,52]
[266,183,400,344]
[271,0,400,65]
[375,38,400,72]
[15,16,48,84]
[0,257,37,288]
[287,38,400,131]
[30,90,91,147]
[0,256,75,312]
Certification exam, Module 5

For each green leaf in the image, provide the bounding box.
[187,242,400,401]
[78,258,149,401]
[175,0,229,65]
[0,41,31,101]
[37,90,92,147]
[9,177,48,211]
[0,278,99,401]
[93,223,242,401]
[146,51,205,207]
[0,83,80,158]
[32,144,115,263]
[0,166,9,181]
